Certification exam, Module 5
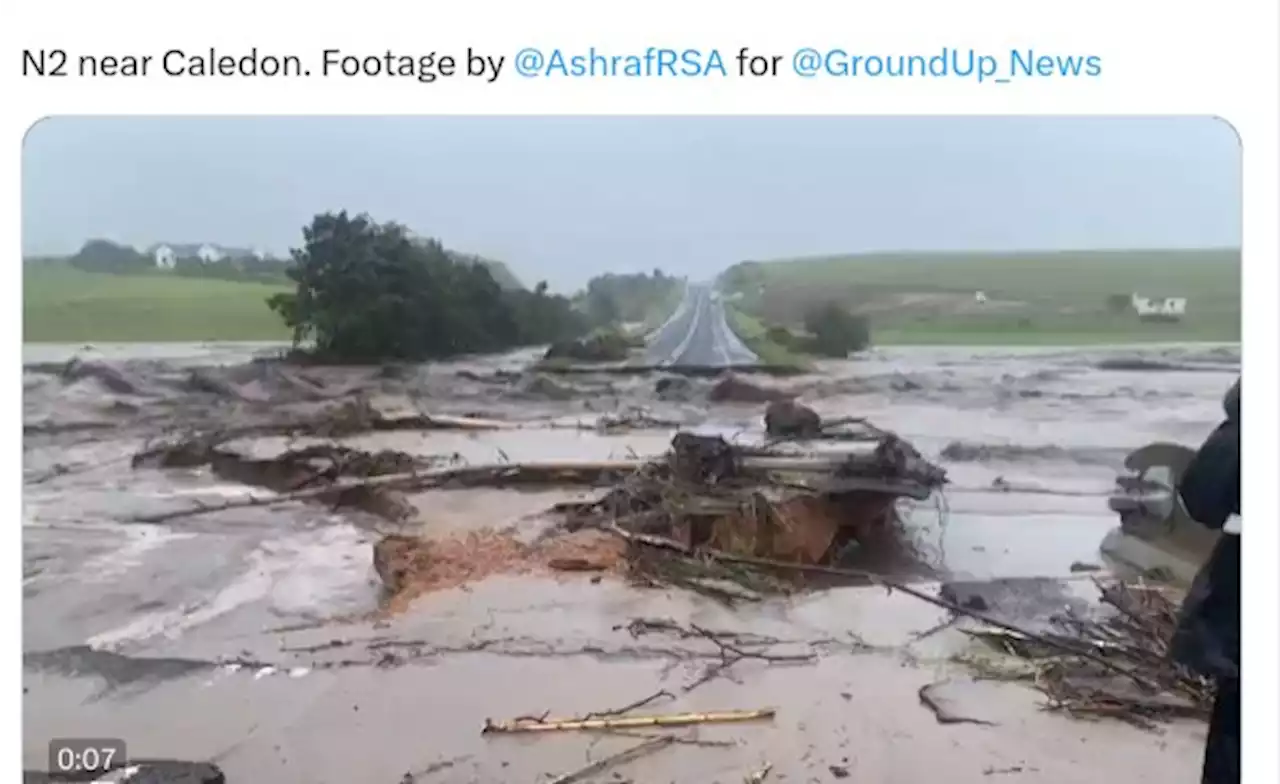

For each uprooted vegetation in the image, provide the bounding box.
[958,579,1213,729]
[129,400,951,607]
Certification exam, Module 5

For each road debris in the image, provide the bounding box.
[620,618,817,691]
[962,579,1212,728]
[553,430,948,601]
[482,708,776,734]
[129,415,950,610]
[763,399,821,438]
[544,736,674,784]
[917,680,1000,726]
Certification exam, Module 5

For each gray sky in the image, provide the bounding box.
[22,116,1240,290]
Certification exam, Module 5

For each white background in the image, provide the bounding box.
[5,0,1277,779]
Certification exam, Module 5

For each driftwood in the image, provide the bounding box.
[544,736,674,784]
[618,618,817,692]
[131,460,644,524]
[133,444,938,524]
[606,525,1162,691]
[482,708,776,734]
[1019,580,1212,727]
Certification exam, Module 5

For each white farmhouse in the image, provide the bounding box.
[148,242,249,267]
[196,244,224,264]
[1131,292,1188,320]
[152,244,177,269]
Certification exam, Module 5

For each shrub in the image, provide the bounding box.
[1105,293,1133,314]
[802,302,872,357]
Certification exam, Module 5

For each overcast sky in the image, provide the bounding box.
[22,116,1240,290]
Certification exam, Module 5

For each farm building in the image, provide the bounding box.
[153,245,177,269]
[1130,293,1188,320]
[149,243,264,268]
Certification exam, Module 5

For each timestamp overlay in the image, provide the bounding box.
[47,738,128,782]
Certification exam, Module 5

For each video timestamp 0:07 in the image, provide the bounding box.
[46,738,129,782]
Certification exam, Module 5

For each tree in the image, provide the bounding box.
[1105,293,1133,314]
[267,211,587,362]
[70,239,150,273]
[580,270,681,328]
[803,302,872,357]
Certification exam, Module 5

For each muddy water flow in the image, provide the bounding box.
[22,342,1237,782]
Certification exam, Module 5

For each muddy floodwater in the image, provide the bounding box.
[22,341,1239,783]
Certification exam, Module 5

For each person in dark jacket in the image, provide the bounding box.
[1172,378,1240,784]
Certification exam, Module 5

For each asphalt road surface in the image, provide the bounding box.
[643,285,759,367]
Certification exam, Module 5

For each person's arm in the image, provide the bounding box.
[1178,420,1240,529]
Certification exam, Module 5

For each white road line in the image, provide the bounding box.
[666,289,706,366]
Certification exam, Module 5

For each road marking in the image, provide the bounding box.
[666,289,706,366]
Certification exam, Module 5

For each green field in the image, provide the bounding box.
[723,305,811,368]
[721,249,1241,345]
[23,263,292,343]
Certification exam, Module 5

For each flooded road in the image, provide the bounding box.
[22,341,1238,782]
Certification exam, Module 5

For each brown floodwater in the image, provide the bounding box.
[22,340,1238,781]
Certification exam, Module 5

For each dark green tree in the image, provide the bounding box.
[267,211,587,362]
[70,239,150,273]
[803,302,872,357]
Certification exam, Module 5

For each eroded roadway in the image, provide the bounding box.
[643,284,758,367]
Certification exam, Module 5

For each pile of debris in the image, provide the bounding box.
[129,401,950,607]
[551,428,950,600]
[964,579,1212,728]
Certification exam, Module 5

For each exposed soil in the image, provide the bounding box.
[374,529,627,613]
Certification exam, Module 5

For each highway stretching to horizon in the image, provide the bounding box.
[643,284,759,367]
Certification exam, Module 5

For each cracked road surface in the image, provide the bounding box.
[644,284,758,367]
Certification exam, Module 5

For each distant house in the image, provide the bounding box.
[153,245,177,269]
[148,243,260,267]
[1131,292,1188,321]
[196,244,223,263]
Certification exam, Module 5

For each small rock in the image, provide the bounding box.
[1070,561,1102,573]
[829,764,850,779]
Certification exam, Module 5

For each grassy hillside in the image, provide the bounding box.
[721,249,1240,345]
[23,263,291,343]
